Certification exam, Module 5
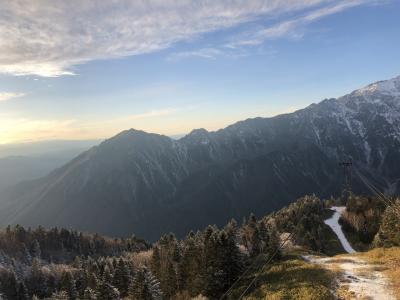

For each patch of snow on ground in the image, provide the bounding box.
[303,205,396,299]
[304,255,396,300]
[324,206,356,254]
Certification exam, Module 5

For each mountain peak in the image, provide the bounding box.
[119,128,148,136]
[187,128,210,137]
[353,75,400,97]
[110,128,164,141]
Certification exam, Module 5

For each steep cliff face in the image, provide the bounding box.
[1,76,399,240]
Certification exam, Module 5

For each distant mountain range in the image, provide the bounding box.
[0,140,100,191]
[0,76,399,241]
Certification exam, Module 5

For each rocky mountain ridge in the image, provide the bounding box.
[0,76,399,240]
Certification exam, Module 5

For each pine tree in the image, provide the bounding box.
[204,230,224,298]
[258,221,270,252]
[246,214,262,256]
[74,269,87,297]
[267,225,281,260]
[150,246,161,279]
[374,201,400,247]
[129,267,162,300]
[30,239,41,259]
[129,268,146,300]
[250,226,262,256]
[144,267,162,300]
[96,267,120,300]
[46,273,57,296]
[204,229,242,299]
[27,259,48,298]
[60,271,78,300]
[72,256,82,269]
[22,243,32,265]
[0,269,18,299]
[161,258,177,298]
[96,281,120,300]
[112,258,131,297]
[17,281,29,300]
[155,234,179,298]
[86,271,98,290]
[103,265,113,282]
[178,232,204,296]
[224,228,243,287]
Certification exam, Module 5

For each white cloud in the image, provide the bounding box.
[0,92,25,102]
[0,0,331,77]
[230,0,375,47]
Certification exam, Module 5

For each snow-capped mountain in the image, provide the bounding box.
[0,76,399,240]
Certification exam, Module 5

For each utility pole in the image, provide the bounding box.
[339,160,353,204]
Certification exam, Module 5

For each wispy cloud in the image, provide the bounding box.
[0,0,332,77]
[117,108,179,122]
[168,0,381,62]
[167,46,252,61]
[167,48,225,61]
[0,92,25,102]
[230,0,375,47]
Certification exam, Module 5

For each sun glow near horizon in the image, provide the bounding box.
[0,104,301,145]
[0,0,399,144]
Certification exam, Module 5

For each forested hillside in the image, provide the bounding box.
[0,196,363,299]
[0,195,398,299]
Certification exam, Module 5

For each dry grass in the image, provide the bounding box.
[358,247,400,298]
[232,256,338,300]
[125,249,153,267]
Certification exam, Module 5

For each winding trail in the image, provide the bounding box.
[304,206,396,299]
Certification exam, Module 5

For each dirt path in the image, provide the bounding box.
[303,207,396,299]
[305,255,396,299]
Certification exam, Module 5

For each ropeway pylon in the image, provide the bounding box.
[339,160,353,204]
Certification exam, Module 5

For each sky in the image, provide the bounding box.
[0,0,399,144]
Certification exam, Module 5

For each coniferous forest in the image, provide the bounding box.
[0,196,400,300]
[0,195,398,299]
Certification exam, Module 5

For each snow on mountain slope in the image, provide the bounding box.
[354,75,400,97]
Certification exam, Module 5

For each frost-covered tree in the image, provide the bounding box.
[30,239,41,259]
[60,271,78,300]
[129,266,162,300]
[27,259,48,298]
[112,258,131,297]
[96,267,120,300]
[96,281,120,300]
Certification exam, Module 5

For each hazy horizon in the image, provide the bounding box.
[1,0,400,144]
